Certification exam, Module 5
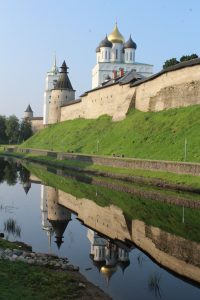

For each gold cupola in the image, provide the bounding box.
[108,23,125,44]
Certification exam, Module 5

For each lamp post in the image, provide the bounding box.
[184,138,187,161]
[182,206,185,223]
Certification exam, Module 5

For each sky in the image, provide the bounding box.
[0,0,199,118]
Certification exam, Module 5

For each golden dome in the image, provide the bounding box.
[100,266,117,282]
[108,23,125,44]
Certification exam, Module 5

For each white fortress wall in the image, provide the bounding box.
[60,61,200,123]
[135,63,200,112]
[61,83,135,122]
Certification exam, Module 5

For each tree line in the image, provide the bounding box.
[163,54,198,69]
[0,115,32,144]
[0,157,30,185]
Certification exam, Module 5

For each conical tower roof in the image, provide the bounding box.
[50,55,59,74]
[49,219,71,249]
[25,104,33,113]
[54,61,74,90]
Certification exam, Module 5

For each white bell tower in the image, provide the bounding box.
[43,56,59,125]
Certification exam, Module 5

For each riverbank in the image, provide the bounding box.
[0,238,111,299]
[21,106,200,162]
[1,148,200,193]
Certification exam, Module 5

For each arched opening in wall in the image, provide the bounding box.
[130,52,132,61]
[105,51,107,59]
[116,49,118,59]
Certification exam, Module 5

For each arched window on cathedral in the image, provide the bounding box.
[105,51,107,59]
[130,52,132,61]
[116,49,118,59]
[126,52,128,61]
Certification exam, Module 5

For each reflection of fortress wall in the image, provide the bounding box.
[57,189,200,284]
[58,191,132,242]
[145,226,200,267]
[131,220,200,284]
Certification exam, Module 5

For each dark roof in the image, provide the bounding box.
[60,60,68,73]
[124,35,137,50]
[80,70,144,97]
[99,35,112,48]
[54,61,74,90]
[49,219,71,249]
[96,46,100,53]
[25,104,33,113]
[131,57,200,87]
[117,70,144,84]
[30,117,43,120]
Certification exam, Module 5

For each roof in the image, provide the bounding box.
[54,61,74,90]
[99,35,112,48]
[80,70,144,97]
[131,57,200,87]
[108,23,125,44]
[30,117,43,120]
[124,35,137,50]
[25,104,33,113]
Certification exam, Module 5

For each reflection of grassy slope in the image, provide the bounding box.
[27,163,200,243]
[24,154,200,190]
[22,106,200,162]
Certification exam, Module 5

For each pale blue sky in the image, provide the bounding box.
[0,0,199,118]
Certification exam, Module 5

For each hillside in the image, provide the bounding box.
[22,106,200,162]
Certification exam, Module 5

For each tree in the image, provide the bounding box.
[0,115,8,144]
[5,115,20,144]
[19,119,33,142]
[180,54,198,62]
[163,58,179,69]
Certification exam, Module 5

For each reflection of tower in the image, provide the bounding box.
[88,229,131,284]
[22,180,31,194]
[47,186,71,249]
[118,247,130,273]
[41,185,54,250]
[18,165,31,195]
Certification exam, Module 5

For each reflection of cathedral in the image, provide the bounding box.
[41,185,71,249]
[87,229,132,283]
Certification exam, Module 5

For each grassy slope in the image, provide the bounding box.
[22,106,200,162]
[0,260,79,300]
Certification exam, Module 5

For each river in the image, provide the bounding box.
[0,156,200,300]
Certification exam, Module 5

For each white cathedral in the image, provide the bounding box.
[27,23,153,128]
[92,23,153,88]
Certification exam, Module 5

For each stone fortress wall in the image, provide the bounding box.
[60,59,200,122]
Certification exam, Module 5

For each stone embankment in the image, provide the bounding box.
[6,146,200,176]
[0,247,79,272]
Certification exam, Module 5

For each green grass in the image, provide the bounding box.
[0,238,27,250]
[5,152,199,191]
[0,260,80,300]
[21,106,200,162]
[29,155,200,190]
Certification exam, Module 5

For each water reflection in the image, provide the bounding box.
[0,157,200,300]
[41,185,71,249]
[88,229,133,283]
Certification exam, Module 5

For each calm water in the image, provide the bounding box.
[0,157,200,300]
